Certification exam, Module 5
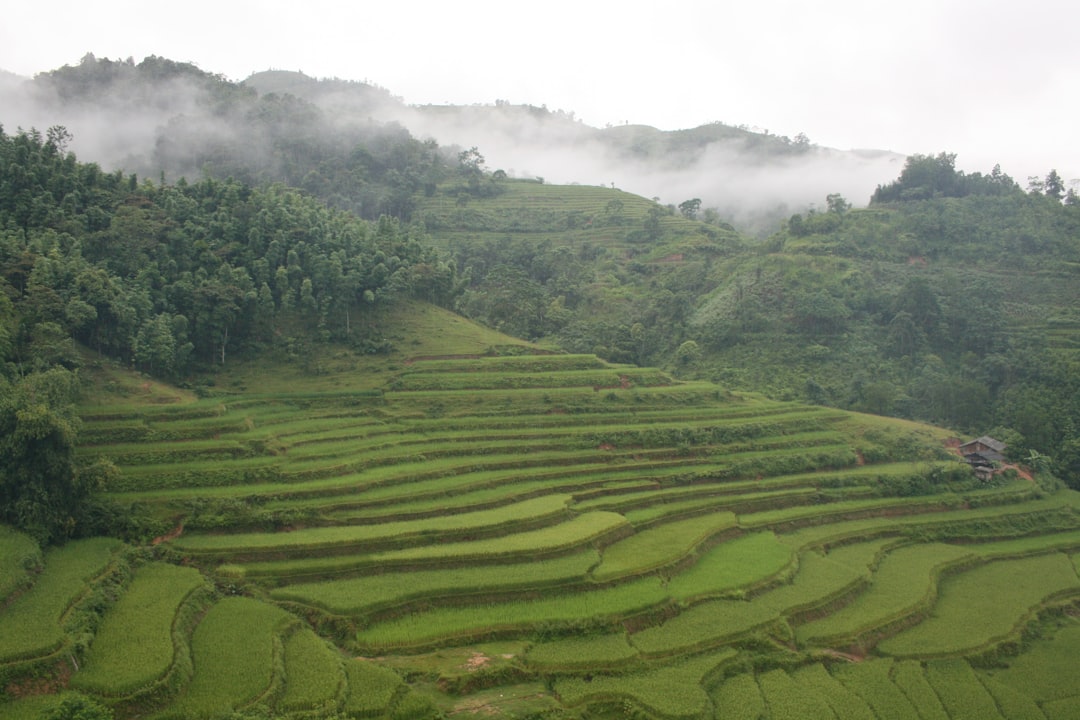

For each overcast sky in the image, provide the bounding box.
[1,0,1077,184]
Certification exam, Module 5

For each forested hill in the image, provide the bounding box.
[418,153,1080,488]
[0,126,460,542]
[3,55,902,233]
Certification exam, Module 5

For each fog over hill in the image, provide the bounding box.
[0,58,906,233]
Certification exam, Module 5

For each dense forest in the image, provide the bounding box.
[0,124,462,543]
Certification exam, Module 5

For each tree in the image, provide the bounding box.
[1057,437,1080,489]
[43,694,113,720]
[678,198,702,220]
[826,193,850,214]
[1044,169,1065,200]
[675,340,701,366]
[133,314,177,376]
[0,369,92,544]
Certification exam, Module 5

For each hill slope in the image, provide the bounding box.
[5,306,1080,719]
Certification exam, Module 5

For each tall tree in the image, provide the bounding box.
[0,369,90,543]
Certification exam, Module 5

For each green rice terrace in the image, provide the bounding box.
[4,312,1080,719]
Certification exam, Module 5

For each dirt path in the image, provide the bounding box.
[152,521,184,545]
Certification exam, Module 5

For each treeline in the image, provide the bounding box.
[695,152,1080,484]
[0,125,458,378]
[425,151,1080,487]
[33,54,455,221]
[0,126,459,543]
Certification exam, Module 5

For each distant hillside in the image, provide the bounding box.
[1,55,903,235]
[424,156,1080,487]
[246,69,906,234]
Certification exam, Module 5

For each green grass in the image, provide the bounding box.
[758,668,837,719]
[0,525,40,602]
[796,543,975,648]
[757,552,863,621]
[978,676,1048,720]
[238,512,626,577]
[711,672,766,720]
[1044,696,1080,720]
[878,553,1080,657]
[355,577,668,652]
[890,661,949,720]
[279,627,344,713]
[40,306,1080,718]
[0,693,88,720]
[592,512,737,581]
[831,659,922,720]
[71,562,206,697]
[554,649,736,720]
[628,598,779,657]
[666,531,794,601]
[168,596,294,717]
[923,659,1006,720]
[525,633,639,672]
[269,551,598,613]
[0,537,119,664]
[985,617,1080,704]
[342,659,404,717]
[775,489,1080,551]
[173,493,572,556]
[792,663,876,720]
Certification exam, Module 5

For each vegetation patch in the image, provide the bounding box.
[70,562,207,698]
[167,596,295,718]
[269,550,599,614]
[878,553,1080,657]
[525,632,639,673]
[592,512,738,581]
[0,527,41,603]
[0,538,120,665]
[555,649,736,720]
[279,627,344,714]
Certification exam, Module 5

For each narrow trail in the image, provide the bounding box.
[152,521,184,545]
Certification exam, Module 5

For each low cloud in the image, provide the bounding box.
[0,62,906,235]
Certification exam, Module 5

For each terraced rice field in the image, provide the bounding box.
[5,350,1080,718]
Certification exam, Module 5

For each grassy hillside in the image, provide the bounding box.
[4,304,1080,720]
[417,167,1080,487]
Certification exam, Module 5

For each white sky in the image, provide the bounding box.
[1,0,1077,184]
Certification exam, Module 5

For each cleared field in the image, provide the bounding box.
[796,543,975,648]
[269,551,599,614]
[711,672,766,720]
[342,659,403,717]
[592,512,738,580]
[923,659,1006,720]
[0,526,40,602]
[525,633,639,672]
[71,562,207,697]
[0,537,120,664]
[168,597,295,717]
[554,649,736,720]
[38,343,1080,719]
[355,577,668,652]
[878,553,1080,657]
[279,627,344,713]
